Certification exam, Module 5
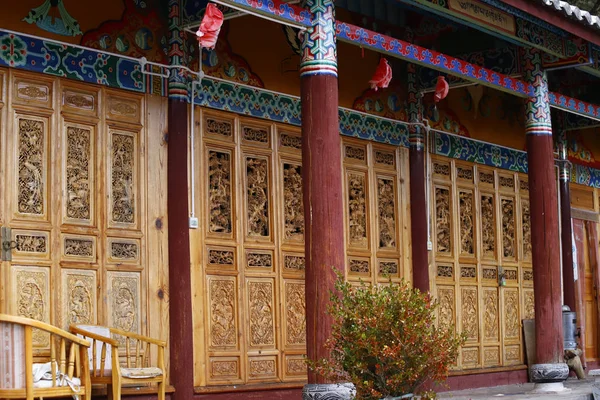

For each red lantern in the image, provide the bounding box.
[434,76,449,103]
[196,3,224,49]
[369,58,392,91]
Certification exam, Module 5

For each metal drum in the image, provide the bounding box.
[562,305,577,350]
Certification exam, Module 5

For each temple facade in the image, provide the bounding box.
[2,0,600,398]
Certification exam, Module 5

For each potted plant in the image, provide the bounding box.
[309,271,465,399]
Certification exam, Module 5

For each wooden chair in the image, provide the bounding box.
[0,313,91,400]
[69,325,166,400]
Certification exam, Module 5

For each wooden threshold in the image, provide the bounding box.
[449,364,527,377]
[194,382,305,394]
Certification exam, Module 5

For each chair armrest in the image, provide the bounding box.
[109,327,167,347]
[70,325,120,347]
[0,314,90,347]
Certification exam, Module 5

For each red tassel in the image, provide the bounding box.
[368,58,392,91]
[196,3,224,49]
[434,76,449,103]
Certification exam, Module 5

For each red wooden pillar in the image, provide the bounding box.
[407,63,429,293]
[522,48,569,383]
[555,119,576,311]
[300,0,345,386]
[167,1,194,399]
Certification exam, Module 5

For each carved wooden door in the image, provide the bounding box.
[0,69,149,354]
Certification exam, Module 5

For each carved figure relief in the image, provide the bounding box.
[111,242,138,260]
[505,346,520,362]
[64,238,94,257]
[505,269,517,281]
[461,266,476,279]
[374,150,395,167]
[211,360,238,378]
[65,126,92,221]
[501,198,515,258]
[17,118,45,215]
[243,127,269,143]
[479,171,494,185]
[523,270,533,282]
[437,265,453,278]
[438,287,455,327]
[520,180,529,192]
[435,188,451,253]
[484,348,500,366]
[457,166,473,182]
[285,282,306,346]
[499,176,515,189]
[209,249,235,266]
[208,150,232,234]
[246,157,270,237]
[248,281,275,347]
[345,145,365,161]
[522,199,532,259]
[483,267,497,280]
[111,133,136,224]
[483,289,499,341]
[16,269,49,346]
[480,195,495,257]
[280,133,302,150]
[462,288,478,341]
[249,359,276,378]
[379,261,398,275]
[206,118,232,137]
[209,279,237,348]
[349,259,369,274]
[459,191,474,254]
[433,162,450,177]
[15,234,47,253]
[284,255,305,271]
[65,273,94,327]
[247,252,272,269]
[377,178,396,249]
[110,275,138,335]
[524,290,535,319]
[462,348,478,365]
[286,358,307,374]
[283,163,304,241]
[504,290,519,339]
[347,172,368,246]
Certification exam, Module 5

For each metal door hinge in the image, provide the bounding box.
[1,227,13,261]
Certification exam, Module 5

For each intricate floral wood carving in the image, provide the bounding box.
[462,288,478,341]
[284,255,305,271]
[345,145,365,161]
[246,157,270,237]
[17,83,48,101]
[479,171,494,185]
[523,270,533,282]
[64,91,94,110]
[280,133,302,150]
[18,118,45,215]
[459,191,474,254]
[480,195,495,257]
[501,198,515,258]
[504,290,519,339]
[437,265,453,278]
[208,150,232,234]
[15,234,47,253]
[438,287,455,327]
[377,177,396,249]
[210,359,238,378]
[206,118,232,137]
[374,150,395,167]
[484,348,500,366]
[247,252,273,268]
[435,188,451,253]
[209,279,237,348]
[16,269,49,346]
[111,133,135,224]
[249,281,275,347]
[461,266,476,279]
[111,242,138,260]
[349,259,369,273]
[522,199,532,259]
[505,269,518,280]
[520,180,529,192]
[499,176,514,189]
[524,290,535,319]
[285,282,306,346]
[209,249,234,266]
[457,166,473,182]
[65,238,94,257]
[243,126,269,143]
[283,163,304,241]
[110,275,139,336]
[483,289,499,341]
[65,126,92,221]
[433,162,450,177]
[379,261,398,275]
[65,272,95,327]
[504,345,520,362]
[249,359,276,378]
[482,267,497,280]
[286,358,307,374]
[462,348,479,365]
[347,172,368,246]
[109,99,137,118]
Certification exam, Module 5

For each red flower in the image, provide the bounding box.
[369,58,392,91]
[196,3,224,49]
[434,76,449,103]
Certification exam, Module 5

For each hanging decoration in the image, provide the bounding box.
[434,76,449,103]
[196,3,224,50]
[23,0,82,37]
[369,58,392,91]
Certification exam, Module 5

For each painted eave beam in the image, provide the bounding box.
[209,0,312,28]
[550,92,600,122]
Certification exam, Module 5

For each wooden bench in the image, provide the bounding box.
[0,314,91,400]
[70,325,166,400]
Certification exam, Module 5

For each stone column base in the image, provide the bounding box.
[302,383,356,400]
[529,363,569,383]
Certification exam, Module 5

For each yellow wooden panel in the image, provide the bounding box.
[283,354,307,380]
[247,355,278,381]
[61,234,97,263]
[282,280,305,350]
[502,288,520,341]
[461,286,479,343]
[208,356,242,384]
[107,129,139,229]
[246,278,276,350]
[106,271,142,339]
[12,73,53,109]
[61,269,97,329]
[483,287,499,342]
[570,184,595,210]
[207,275,239,351]
[11,229,50,261]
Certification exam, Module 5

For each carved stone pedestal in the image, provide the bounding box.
[529,363,569,383]
[302,383,356,400]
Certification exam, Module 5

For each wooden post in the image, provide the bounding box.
[407,63,429,293]
[522,48,569,383]
[167,1,194,399]
[555,120,576,311]
[300,0,344,386]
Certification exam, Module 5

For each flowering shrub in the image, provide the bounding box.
[309,272,465,399]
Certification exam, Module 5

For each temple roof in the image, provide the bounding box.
[540,0,600,29]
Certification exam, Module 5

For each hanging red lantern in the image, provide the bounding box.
[369,58,392,91]
[196,3,224,49]
[434,76,449,103]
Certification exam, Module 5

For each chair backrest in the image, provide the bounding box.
[75,325,113,374]
[0,322,25,389]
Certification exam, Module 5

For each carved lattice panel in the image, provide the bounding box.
[283,280,306,350]
[247,278,276,349]
[376,176,397,250]
[284,354,307,380]
[435,186,452,254]
[462,347,479,368]
[522,289,535,320]
[501,197,516,260]
[483,288,499,342]
[480,194,496,259]
[106,93,141,124]
[106,271,141,339]
[241,122,271,148]
[204,113,234,142]
[346,170,369,249]
[207,246,237,271]
[10,266,50,347]
[108,130,138,228]
[282,162,304,243]
[61,269,97,329]
[207,276,239,350]
[502,288,520,341]
[504,344,522,366]
[459,190,475,256]
[206,148,234,238]
[12,76,52,108]
[483,347,500,367]
[14,115,48,220]
[63,123,95,225]
[11,230,50,261]
[208,356,241,383]
[282,253,305,275]
[521,198,532,261]
[461,287,479,342]
[107,238,141,265]
[245,250,274,272]
[278,131,302,153]
[61,86,98,117]
[247,355,278,381]
[437,286,455,329]
[244,155,271,240]
[62,234,96,262]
